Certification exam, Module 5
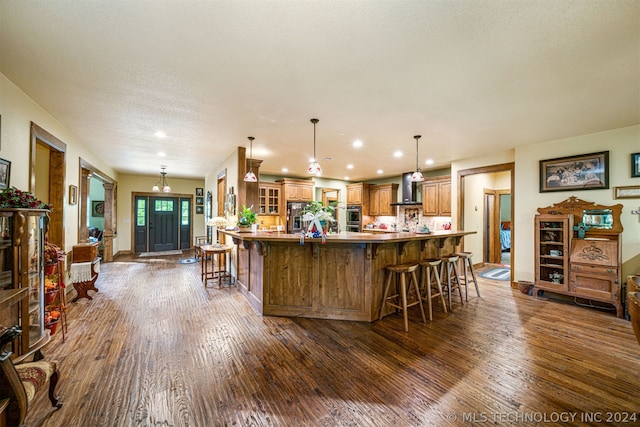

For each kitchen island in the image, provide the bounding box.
[220,230,475,322]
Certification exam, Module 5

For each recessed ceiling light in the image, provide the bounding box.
[425,159,434,165]
[377,169,383,174]
[347,164,354,169]
[154,131,166,138]
[282,167,288,173]
[393,151,402,158]
[353,140,363,148]
[157,151,166,157]
[323,157,333,161]
[344,176,349,180]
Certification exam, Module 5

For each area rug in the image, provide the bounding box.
[139,250,183,257]
[178,258,198,264]
[478,268,510,281]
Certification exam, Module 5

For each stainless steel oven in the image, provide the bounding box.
[346,205,362,232]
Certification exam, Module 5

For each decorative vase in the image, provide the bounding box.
[44,263,56,275]
[45,320,59,335]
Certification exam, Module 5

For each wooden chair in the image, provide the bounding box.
[628,292,640,347]
[0,326,62,427]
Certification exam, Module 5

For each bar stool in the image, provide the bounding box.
[455,252,481,301]
[379,262,426,332]
[440,255,464,309]
[418,259,448,321]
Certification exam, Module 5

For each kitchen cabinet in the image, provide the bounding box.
[258,182,280,215]
[277,178,314,202]
[346,183,370,215]
[421,178,451,216]
[369,184,398,216]
[533,197,623,318]
[0,209,48,357]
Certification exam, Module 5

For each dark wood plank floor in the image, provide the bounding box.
[25,254,640,426]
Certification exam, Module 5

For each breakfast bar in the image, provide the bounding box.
[220,230,475,322]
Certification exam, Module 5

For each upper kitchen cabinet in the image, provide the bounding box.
[258,182,280,215]
[346,183,371,215]
[277,178,314,202]
[369,184,398,216]
[421,177,451,216]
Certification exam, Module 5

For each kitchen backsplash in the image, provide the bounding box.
[368,206,452,232]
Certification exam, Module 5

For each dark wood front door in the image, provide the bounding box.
[149,197,179,252]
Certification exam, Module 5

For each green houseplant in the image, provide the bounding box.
[238,204,257,228]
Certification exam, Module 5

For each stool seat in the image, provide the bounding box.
[454,252,481,300]
[379,262,425,331]
[418,259,447,320]
[440,255,464,309]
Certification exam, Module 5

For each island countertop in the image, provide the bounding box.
[220,229,475,322]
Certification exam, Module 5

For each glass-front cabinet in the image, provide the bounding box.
[0,209,48,356]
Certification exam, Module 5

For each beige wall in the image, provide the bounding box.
[0,73,118,253]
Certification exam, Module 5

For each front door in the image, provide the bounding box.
[149,197,179,252]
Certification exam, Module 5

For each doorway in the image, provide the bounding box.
[133,194,193,253]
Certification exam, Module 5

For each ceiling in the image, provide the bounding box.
[1,1,638,182]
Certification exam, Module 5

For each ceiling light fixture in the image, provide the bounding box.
[307,118,322,176]
[243,136,258,182]
[152,166,171,192]
[411,135,425,182]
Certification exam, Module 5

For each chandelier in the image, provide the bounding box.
[243,136,257,182]
[410,135,425,182]
[152,167,171,192]
[306,118,322,176]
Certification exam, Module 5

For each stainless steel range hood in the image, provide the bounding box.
[390,173,422,206]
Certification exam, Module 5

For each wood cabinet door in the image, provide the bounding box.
[438,181,451,215]
[378,187,392,215]
[422,183,438,215]
[369,188,380,216]
[347,186,362,205]
[300,185,313,201]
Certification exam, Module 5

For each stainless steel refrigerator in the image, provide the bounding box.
[286,202,306,233]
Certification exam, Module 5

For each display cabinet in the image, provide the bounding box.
[534,197,623,317]
[0,209,48,356]
[258,182,280,215]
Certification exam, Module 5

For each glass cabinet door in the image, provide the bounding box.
[25,213,45,347]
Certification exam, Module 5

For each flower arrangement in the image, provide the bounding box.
[44,241,61,265]
[238,205,257,226]
[44,309,61,325]
[301,201,336,238]
[0,186,52,210]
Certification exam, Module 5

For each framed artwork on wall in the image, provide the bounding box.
[196,187,204,197]
[196,196,204,205]
[92,200,105,217]
[631,152,640,178]
[196,205,204,214]
[539,151,609,193]
[69,185,78,205]
[613,185,640,199]
[0,157,10,190]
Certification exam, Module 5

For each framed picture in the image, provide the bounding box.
[613,185,640,199]
[196,196,204,205]
[196,187,204,197]
[631,152,640,178]
[92,200,105,217]
[196,205,204,214]
[539,151,609,193]
[0,157,10,190]
[69,185,78,205]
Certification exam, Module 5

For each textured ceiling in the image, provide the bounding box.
[1,0,638,181]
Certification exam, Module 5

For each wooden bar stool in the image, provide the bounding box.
[455,252,481,301]
[379,262,426,332]
[440,255,464,309]
[418,259,448,321]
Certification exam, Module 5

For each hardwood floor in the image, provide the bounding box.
[25,254,640,426]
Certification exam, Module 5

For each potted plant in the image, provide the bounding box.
[237,205,257,231]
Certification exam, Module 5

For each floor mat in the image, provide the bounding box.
[478,268,511,281]
[139,250,183,257]
[178,258,198,264]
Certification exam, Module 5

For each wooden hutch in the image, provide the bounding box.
[534,197,624,317]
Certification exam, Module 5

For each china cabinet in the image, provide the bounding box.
[0,209,48,356]
[258,182,280,215]
[533,197,623,317]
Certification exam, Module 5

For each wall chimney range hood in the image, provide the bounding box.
[390,173,423,206]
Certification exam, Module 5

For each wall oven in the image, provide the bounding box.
[346,205,362,232]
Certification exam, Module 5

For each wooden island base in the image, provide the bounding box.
[221,230,476,322]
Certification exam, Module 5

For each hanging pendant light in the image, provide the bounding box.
[307,118,322,176]
[152,167,172,192]
[243,136,258,182]
[410,135,425,182]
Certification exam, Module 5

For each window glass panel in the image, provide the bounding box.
[154,200,174,212]
[181,200,190,225]
[136,199,146,226]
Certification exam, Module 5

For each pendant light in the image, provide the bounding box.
[306,118,322,176]
[152,167,171,192]
[243,136,257,182]
[410,135,425,182]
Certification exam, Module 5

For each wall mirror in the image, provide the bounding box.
[582,209,613,229]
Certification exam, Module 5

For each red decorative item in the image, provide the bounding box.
[44,263,56,275]
[45,320,59,335]
[45,290,58,304]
